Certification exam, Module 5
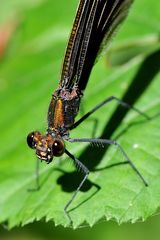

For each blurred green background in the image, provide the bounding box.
[0,0,160,239]
[1,215,160,240]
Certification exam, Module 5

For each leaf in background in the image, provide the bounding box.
[107,34,160,66]
[0,0,160,229]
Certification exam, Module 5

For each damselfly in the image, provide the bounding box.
[27,0,149,222]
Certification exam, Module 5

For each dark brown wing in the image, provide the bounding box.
[60,0,134,91]
[59,0,94,88]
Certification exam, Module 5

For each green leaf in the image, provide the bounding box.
[0,0,160,229]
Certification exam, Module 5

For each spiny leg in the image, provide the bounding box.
[64,149,89,224]
[67,138,148,187]
[28,157,40,191]
[35,157,40,190]
[80,101,98,137]
[70,96,150,130]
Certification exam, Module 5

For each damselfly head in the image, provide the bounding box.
[27,131,65,162]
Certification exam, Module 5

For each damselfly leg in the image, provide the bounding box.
[62,96,149,221]
[64,149,89,223]
[70,95,150,130]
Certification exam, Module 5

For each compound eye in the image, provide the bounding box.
[27,131,39,149]
[52,139,65,157]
